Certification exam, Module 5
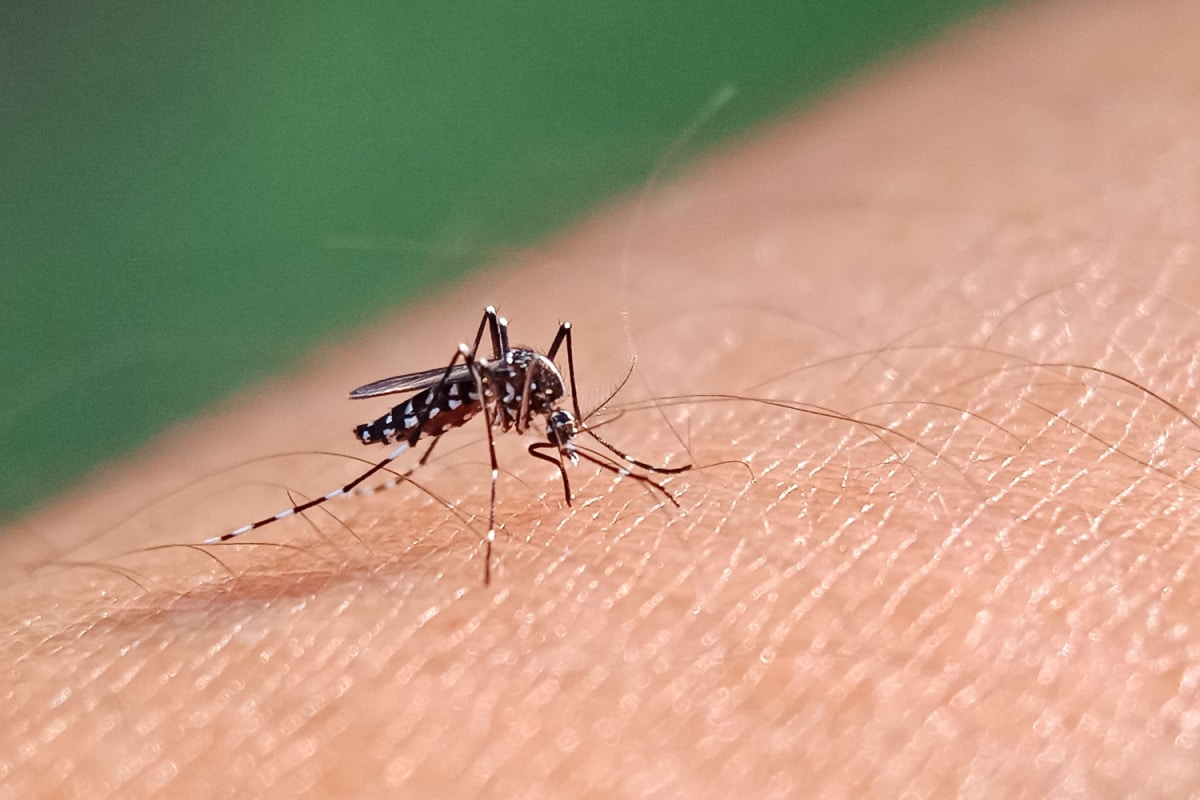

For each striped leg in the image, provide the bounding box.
[204,440,414,544]
[459,340,501,585]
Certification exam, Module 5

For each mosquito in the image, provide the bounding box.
[206,306,692,583]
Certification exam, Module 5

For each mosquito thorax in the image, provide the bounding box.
[492,349,567,412]
[528,354,567,410]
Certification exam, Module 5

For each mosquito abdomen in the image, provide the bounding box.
[356,380,480,445]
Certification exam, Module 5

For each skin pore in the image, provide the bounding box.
[5,0,1200,796]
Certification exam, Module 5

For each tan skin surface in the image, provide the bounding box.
[6,1,1200,796]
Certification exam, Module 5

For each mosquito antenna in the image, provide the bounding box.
[579,356,638,423]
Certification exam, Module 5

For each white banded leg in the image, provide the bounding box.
[204,441,412,543]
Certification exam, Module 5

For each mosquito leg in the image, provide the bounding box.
[415,305,496,401]
[573,447,681,507]
[416,430,444,467]
[546,321,583,419]
[529,441,573,504]
[515,356,538,435]
[349,433,445,498]
[584,428,694,475]
[495,312,511,358]
[461,341,499,585]
[531,438,679,509]
[481,305,504,360]
[437,306,497,388]
[204,439,416,543]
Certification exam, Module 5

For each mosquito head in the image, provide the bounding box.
[546,408,579,454]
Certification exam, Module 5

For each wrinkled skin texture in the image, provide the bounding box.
[5,1,1200,796]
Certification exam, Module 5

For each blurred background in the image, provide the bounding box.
[0,1,1007,522]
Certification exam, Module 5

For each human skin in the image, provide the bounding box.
[5,0,1200,796]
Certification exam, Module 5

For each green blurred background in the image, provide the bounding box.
[1,1,1007,522]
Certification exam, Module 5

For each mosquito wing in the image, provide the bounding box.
[348,363,473,399]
